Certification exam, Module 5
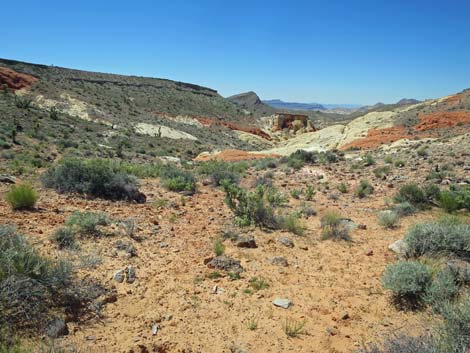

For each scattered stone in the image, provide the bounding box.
[358,224,367,230]
[339,218,358,231]
[388,239,408,257]
[0,175,16,184]
[46,318,69,338]
[277,237,294,248]
[207,255,244,273]
[341,312,350,320]
[272,298,292,309]
[114,240,137,257]
[113,269,125,283]
[365,250,374,256]
[270,256,289,267]
[235,235,257,248]
[126,266,136,284]
[152,324,159,336]
[230,346,250,353]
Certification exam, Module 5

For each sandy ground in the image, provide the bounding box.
[0,163,442,353]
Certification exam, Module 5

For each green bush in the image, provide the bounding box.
[382,261,431,301]
[373,166,391,179]
[394,184,428,209]
[378,210,399,229]
[404,218,470,259]
[363,153,376,166]
[198,160,242,186]
[337,182,348,194]
[282,214,305,236]
[439,297,470,351]
[51,227,76,249]
[160,164,196,193]
[65,211,110,236]
[222,183,283,229]
[253,158,278,170]
[287,158,304,170]
[355,179,374,198]
[425,269,459,312]
[438,185,470,213]
[5,184,38,210]
[213,238,225,256]
[392,202,415,217]
[320,211,351,241]
[42,158,145,202]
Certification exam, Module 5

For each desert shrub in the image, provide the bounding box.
[51,227,76,249]
[222,183,283,229]
[439,297,470,351]
[249,276,269,291]
[363,153,376,166]
[320,211,351,241]
[282,214,305,236]
[289,150,318,164]
[5,184,38,210]
[252,176,273,188]
[355,179,374,198]
[378,210,399,229]
[198,160,242,186]
[373,166,391,179]
[305,185,316,201]
[265,187,288,207]
[362,335,438,353]
[438,191,459,213]
[160,164,196,193]
[253,158,278,170]
[417,146,429,157]
[65,211,110,236]
[382,261,431,302]
[384,155,394,164]
[424,184,441,201]
[42,158,145,202]
[394,160,406,168]
[0,226,71,331]
[404,218,470,259]
[213,238,225,256]
[392,202,415,217]
[438,185,470,213]
[337,182,348,194]
[425,269,459,312]
[290,188,301,199]
[287,157,304,170]
[394,184,428,209]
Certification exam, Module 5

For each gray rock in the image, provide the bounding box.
[388,239,408,257]
[278,237,294,248]
[272,298,292,309]
[447,259,470,283]
[230,347,250,353]
[126,266,136,284]
[113,269,125,283]
[270,256,288,267]
[46,318,68,338]
[0,175,16,184]
[235,236,257,248]
[208,255,244,273]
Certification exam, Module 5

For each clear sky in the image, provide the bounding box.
[2,0,470,105]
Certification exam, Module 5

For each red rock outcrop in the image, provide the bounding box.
[0,67,38,91]
[415,111,470,131]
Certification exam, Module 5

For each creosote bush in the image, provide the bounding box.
[42,158,145,203]
[5,184,38,210]
[378,210,399,229]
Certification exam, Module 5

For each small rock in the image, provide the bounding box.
[235,236,257,249]
[358,224,367,230]
[46,318,69,338]
[152,324,159,336]
[277,237,294,248]
[126,266,136,284]
[341,312,350,320]
[113,269,125,283]
[272,298,292,309]
[270,256,289,267]
[0,175,16,184]
[365,250,374,256]
[388,239,408,257]
[208,255,244,273]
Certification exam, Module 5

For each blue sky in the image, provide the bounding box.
[2,0,470,104]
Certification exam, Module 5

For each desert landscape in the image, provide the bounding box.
[0,56,469,353]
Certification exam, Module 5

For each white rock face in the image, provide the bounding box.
[135,122,198,140]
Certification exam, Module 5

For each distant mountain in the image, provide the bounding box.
[396,98,421,106]
[263,99,325,111]
[227,91,275,116]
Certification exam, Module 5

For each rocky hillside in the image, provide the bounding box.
[227,91,276,117]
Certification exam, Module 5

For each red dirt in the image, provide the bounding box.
[340,126,414,150]
[442,93,464,104]
[195,149,279,162]
[195,117,272,140]
[415,111,470,131]
[0,67,38,91]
